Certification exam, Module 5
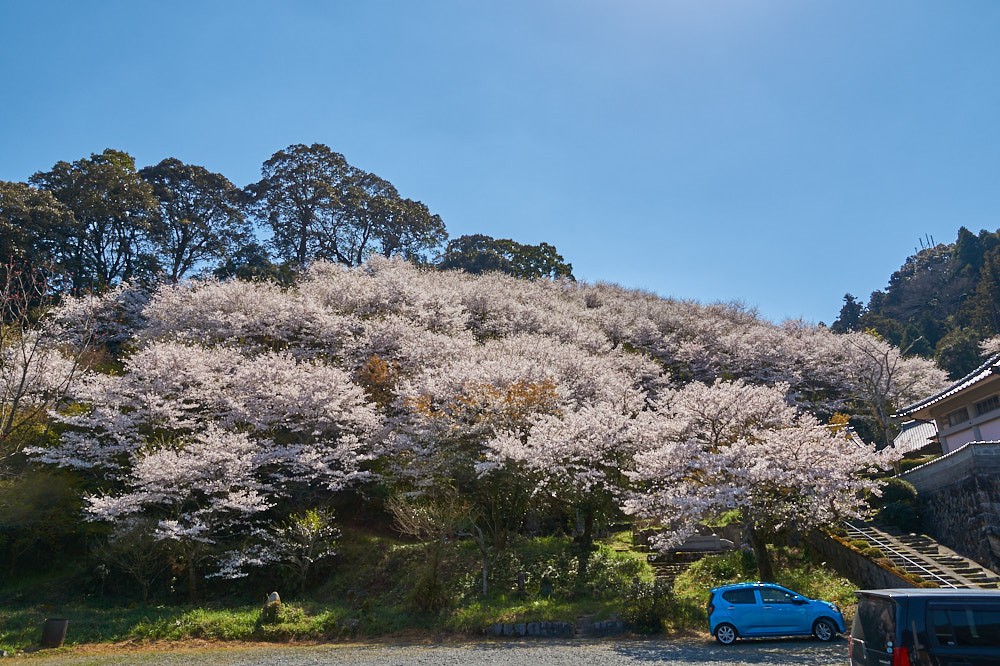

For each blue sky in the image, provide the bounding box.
[2,1,998,324]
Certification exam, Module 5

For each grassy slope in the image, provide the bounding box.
[0,530,858,653]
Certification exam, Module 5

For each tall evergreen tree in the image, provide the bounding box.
[30,150,159,293]
[248,143,352,267]
[830,293,864,333]
[249,143,446,267]
[140,158,251,282]
[0,181,76,289]
[439,234,573,280]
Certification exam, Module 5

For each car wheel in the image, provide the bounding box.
[813,618,836,642]
[714,623,738,645]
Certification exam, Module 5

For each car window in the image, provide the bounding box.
[852,596,896,652]
[760,587,794,604]
[721,589,756,604]
[929,605,1000,648]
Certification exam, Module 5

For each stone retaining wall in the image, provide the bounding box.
[487,618,627,638]
[488,621,575,638]
[807,532,914,590]
[918,474,1000,573]
[898,442,1000,573]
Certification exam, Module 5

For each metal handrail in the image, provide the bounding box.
[842,521,959,588]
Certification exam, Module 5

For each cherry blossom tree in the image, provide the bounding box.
[130,256,943,448]
[625,379,891,581]
[0,267,115,464]
[840,331,948,447]
[483,403,656,581]
[86,426,272,600]
[35,339,381,594]
[249,507,340,595]
[980,335,1000,358]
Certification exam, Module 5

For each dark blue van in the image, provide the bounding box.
[850,588,1000,666]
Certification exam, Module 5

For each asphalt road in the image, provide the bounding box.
[19,637,848,665]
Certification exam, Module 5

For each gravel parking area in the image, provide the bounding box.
[20,638,847,666]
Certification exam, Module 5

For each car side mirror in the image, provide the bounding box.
[792,596,808,605]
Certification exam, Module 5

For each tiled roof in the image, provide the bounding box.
[892,420,937,455]
[895,353,1000,418]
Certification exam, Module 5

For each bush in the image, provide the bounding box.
[258,600,283,625]
[618,577,704,633]
[827,525,848,538]
[871,478,922,532]
[876,478,918,508]
[579,548,647,599]
[460,537,645,602]
[899,456,937,473]
[880,502,922,533]
[618,578,674,633]
[682,549,757,587]
[409,567,452,612]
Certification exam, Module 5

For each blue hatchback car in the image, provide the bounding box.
[707,582,846,644]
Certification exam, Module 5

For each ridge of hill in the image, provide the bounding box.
[833,226,1000,379]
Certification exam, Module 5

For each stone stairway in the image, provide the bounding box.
[615,540,698,584]
[647,553,689,583]
[843,521,1000,589]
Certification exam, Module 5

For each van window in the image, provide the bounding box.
[853,596,896,652]
[929,604,1000,648]
[721,589,756,604]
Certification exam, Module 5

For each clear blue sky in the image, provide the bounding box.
[2,1,998,324]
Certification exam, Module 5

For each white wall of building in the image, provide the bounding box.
[942,427,979,454]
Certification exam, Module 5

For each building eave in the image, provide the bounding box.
[894,353,1000,419]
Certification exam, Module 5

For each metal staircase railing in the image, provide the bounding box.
[843,520,959,588]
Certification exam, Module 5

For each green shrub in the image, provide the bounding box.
[827,525,848,538]
[876,478,918,507]
[874,557,894,570]
[879,502,922,533]
[898,456,937,473]
[579,547,647,599]
[258,600,283,626]
[135,607,259,641]
[682,549,757,586]
[459,537,645,602]
[409,567,452,612]
[618,578,674,633]
[618,577,704,633]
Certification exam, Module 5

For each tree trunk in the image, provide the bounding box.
[576,507,595,582]
[298,219,309,265]
[747,523,775,582]
[471,524,490,596]
[185,545,199,603]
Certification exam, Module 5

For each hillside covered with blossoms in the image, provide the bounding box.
[6,257,949,598]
